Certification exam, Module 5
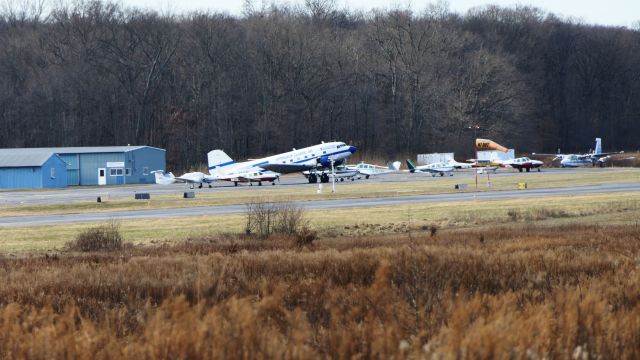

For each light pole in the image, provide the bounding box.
[468,124,480,190]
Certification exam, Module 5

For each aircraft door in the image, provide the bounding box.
[98,168,107,185]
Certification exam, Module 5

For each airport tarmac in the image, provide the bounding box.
[0,168,612,206]
[1,181,638,228]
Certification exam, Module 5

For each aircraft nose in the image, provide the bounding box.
[349,146,358,154]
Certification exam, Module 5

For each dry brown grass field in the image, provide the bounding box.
[2,222,640,358]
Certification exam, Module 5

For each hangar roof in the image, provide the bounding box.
[0,149,58,167]
[0,146,164,167]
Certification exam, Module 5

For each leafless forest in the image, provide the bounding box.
[1,1,639,168]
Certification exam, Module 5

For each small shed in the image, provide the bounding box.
[0,150,68,189]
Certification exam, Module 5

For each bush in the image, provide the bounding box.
[65,221,124,252]
[245,199,313,242]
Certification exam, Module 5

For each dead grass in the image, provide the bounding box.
[1,224,640,358]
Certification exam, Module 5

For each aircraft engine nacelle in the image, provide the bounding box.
[318,156,344,168]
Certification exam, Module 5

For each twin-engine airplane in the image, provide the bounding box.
[405,159,455,176]
[501,157,543,172]
[533,138,622,168]
[345,161,401,179]
[152,171,216,188]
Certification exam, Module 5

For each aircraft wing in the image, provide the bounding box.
[592,151,623,158]
[174,177,198,184]
[531,153,564,157]
[260,163,315,173]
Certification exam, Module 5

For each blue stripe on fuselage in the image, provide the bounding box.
[208,160,236,170]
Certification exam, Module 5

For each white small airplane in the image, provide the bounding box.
[501,157,543,172]
[533,138,623,168]
[406,159,455,177]
[152,171,216,188]
[345,161,401,179]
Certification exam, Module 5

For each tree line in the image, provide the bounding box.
[0,0,638,169]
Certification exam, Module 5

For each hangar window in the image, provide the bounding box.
[110,168,123,176]
[50,168,55,179]
[143,167,149,175]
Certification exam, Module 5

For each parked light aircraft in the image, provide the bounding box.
[406,159,455,177]
[345,161,401,179]
[533,138,622,168]
[500,157,543,172]
[152,171,216,188]
[208,141,357,184]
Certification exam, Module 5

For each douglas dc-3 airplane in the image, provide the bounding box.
[533,138,622,168]
[208,141,357,185]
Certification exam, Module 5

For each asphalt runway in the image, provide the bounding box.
[0,168,611,206]
[1,182,638,228]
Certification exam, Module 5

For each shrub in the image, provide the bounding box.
[65,221,124,252]
[245,199,312,241]
[295,226,318,246]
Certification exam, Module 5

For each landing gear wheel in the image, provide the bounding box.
[258,182,262,186]
[209,184,212,188]
[234,182,238,187]
[308,175,317,184]
[340,178,344,182]
[365,175,370,179]
[198,183,203,189]
[321,173,330,183]
[526,168,530,172]
[440,173,444,177]
[538,168,541,172]
[518,168,523,172]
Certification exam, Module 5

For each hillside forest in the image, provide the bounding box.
[1,0,639,168]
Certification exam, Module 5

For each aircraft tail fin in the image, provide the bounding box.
[152,170,175,185]
[595,138,602,155]
[388,161,401,171]
[207,150,235,175]
[406,159,417,173]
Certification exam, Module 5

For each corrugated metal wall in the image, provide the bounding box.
[0,155,67,189]
[127,148,165,184]
[59,153,80,186]
[0,167,42,188]
[79,152,124,186]
[41,156,68,188]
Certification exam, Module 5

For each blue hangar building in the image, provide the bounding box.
[0,146,165,188]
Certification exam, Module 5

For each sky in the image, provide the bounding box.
[119,0,640,28]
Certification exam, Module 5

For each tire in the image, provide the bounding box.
[365,175,370,179]
[526,168,530,172]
